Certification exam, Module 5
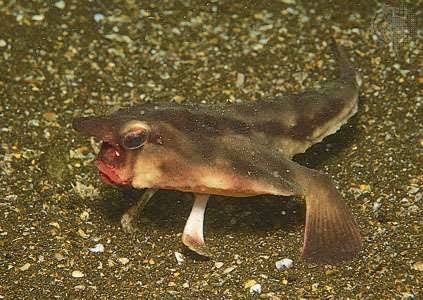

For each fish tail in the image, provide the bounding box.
[330,37,362,88]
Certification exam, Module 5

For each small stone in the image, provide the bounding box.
[408,187,419,194]
[408,205,419,213]
[222,266,236,274]
[54,1,66,9]
[89,243,104,253]
[172,95,185,103]
[54,253,65,261]
[77,228,89,239]
[107,259,115,267]
[72,270,84,278]
[118,257,129,265]
[19,263,31,271]
[236,73,245,88]
[174,252,185,265]
[412,261,423,271]
[49,222,60,229]
[325,269,337,276]
[359,184,371,192]
[275,258,293,270]
[43,112,57,122]
[0,39,6,47]
[249,283,261,295]
[244,279,257,289]
[293,71,307,84]
[263,293,281,300]
[401,292,416,300]
[32,15,45,21]
[79,211,90,221]
[94,13,105,23]
[372,201,382,211]
[74,285,85,291]
[214,261,224,269]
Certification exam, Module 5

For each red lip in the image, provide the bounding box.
[95,160,130,185]
[98,169,114,185]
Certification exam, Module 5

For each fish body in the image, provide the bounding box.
[73,40,362,264]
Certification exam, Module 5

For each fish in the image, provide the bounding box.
[73,39,362,264]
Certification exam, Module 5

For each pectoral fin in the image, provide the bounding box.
[121,188,158,233]
[182,194,212,257]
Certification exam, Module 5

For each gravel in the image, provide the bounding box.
[0,0,421,299]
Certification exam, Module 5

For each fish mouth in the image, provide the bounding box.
[97,165,116,185]
[95,160,123,185]
[95,142,132,185]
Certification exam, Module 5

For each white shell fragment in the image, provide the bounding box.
[72,270,85,278]
[249,283,262,295]
[275,258,293,270]
[89,243,104,253]
[54,1,66,9]
[94,13,105,23]
[174,251,185,265]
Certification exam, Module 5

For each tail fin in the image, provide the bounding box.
[330,38,362,88]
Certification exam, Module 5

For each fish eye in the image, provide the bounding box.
[121,129,148,150]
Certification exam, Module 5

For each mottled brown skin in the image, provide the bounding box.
[73,40,362,264]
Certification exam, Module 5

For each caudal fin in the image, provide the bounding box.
[331,37,362,88]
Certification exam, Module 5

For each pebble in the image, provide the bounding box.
[214,261,224,269]
[42,112,57,122]
[32,15,45,21]
[19,263,31,271]
[401,292,416,300]
[408,187,419,194]
[72,270,84,278]
[172,95,185,103]
[118,257,130,265]
[222,266,236,274]
[244,279,257,289]
[77,228,89,239]
[236,73,245,88]
[79,210,90,221]
[174,251,185,265]
[74,285,85,291]
[0,39,6,47]
[372,201,382,211]
[275,258,293,270]
[54,253,65,261]
[412,261,423,271]
[54,1,66,9]
[249,283,262,295]
[89,243,105,253]
[94,13,105,23]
